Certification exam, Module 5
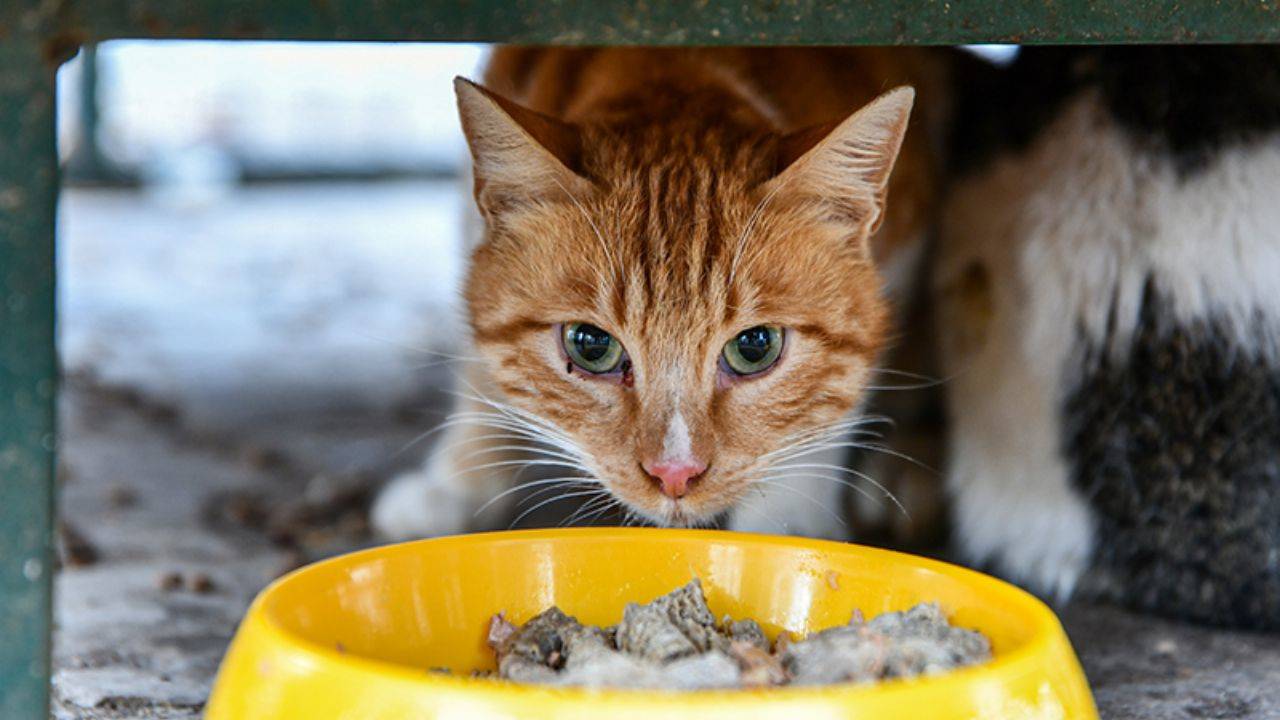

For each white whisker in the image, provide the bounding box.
[751,479,847,527]
[510,489,606,528]
[560,493,618,527]
[388,407,574,460]
[450,457,590,480]
[352,330,484,364]
[456,443,585,467]
[474,476,593,517]
[785,441,937,475]
[731,497,788,533]
[770,462,909,518]
[516,479,598,508]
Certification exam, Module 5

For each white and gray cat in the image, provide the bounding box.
[939,46,1280,628]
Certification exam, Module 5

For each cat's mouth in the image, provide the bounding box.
[597,464,756,529]
[661,501,700,528]
[622,489,733,529]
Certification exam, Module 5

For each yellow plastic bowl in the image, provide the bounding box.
[207,528,1097,719]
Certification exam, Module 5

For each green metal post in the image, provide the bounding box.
[0,37,59,719]
[65,44,118,183]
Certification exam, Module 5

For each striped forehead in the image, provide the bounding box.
[596,151,761,330]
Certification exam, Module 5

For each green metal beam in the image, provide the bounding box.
[0,36,58,720]
[31,0,1280,45]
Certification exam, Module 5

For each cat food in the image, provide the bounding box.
[482,579,991,690]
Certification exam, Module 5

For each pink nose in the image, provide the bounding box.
[643,459,707,499]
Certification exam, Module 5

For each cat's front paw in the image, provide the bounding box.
[370,471,474,541]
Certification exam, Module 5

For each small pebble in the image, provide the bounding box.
[106,484,139,508]
[266,525,298,548]
[58,522,100,568]
[156,571,184,592]
[145,401,180,424]
[225,493,267,529]
[241,445,288,471]
[188,572,216,594]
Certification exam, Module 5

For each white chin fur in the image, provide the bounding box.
[938,91,1280,600]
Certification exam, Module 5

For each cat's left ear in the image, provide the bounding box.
[454,77,591,219]
[767,86,915,238]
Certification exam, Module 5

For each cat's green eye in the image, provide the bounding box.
[722,325,784,376]
[563,322,625,374]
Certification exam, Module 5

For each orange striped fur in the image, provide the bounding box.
[374,48,952,537]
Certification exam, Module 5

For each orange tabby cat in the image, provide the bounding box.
[374,47,952,539]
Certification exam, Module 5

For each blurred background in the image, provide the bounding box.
[58,42,484,426]
[53,41,491,718]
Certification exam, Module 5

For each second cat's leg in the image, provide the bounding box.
[727,442,851,540]
[371,366,527,540]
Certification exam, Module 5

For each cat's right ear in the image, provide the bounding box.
[454,77,590,218]
[766,87,915,240]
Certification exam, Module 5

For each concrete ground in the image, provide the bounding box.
[52,184,1280,718]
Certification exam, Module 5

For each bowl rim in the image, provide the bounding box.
[250,527,1067,704]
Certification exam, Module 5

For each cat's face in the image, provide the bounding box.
[456,79,912,527]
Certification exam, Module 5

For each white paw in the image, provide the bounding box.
[371,471,473,541]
